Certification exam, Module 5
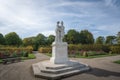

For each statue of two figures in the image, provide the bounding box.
[55,21,65,43]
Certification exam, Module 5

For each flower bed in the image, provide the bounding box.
[0,46,33,59]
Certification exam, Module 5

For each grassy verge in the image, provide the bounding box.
[0,53,36,63]
[0,59,2,63]
[114,60,120,64]
[21,53,36,60]
[46,53,52,57]
[72,54,119,59]
[45,53,119,59]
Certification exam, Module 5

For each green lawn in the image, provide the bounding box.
[72,54,119,58]
[0,53,36,63]
[114,60,120,64]
[45,53,119,59]
[46,53,52,57]
[0,59,2,63]
[20,53,36,60]
[28,53,36,59]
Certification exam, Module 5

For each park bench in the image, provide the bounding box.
[2,57,21,64]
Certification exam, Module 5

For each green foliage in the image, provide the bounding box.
[102,45,110,53]
[68,44,111,55]
[46,53,52,57]
[114,60,120,64]
[80,44,103,51]
[83,52,88,57]
[0,47,33,58]
[111,46,120,54]
[87,51,106,56]
[22,51,28,57]
[35,33,47,45]
[79,30,94,44]
[0,33,5,45]
[28,54,36,59]
[5,32,22,46]
[117,32,120,44]
[11,51,18,57]
[68,44,104,51]
[47,35,55,45]
[0,59,2,63]
[64,29,80,44]
[64,29,98,48]
[34,33,47,50]
[38,47,52,53]
[68,50,116,58]
[22,34,54,51]
[68,44,80,51]
[95,36,105,44]
[105,36,116,45]
[23,37,35,46]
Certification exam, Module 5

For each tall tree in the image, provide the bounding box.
[95,36,105,44]
[47,35,55,45]
[117,32,120,44]
[23,37,35,46]
[79,30,94,44]
[64,29,80,44]
[35,33,47,45]
[105,36,116,45]
[33,33,47,50]
[0,33,5,45]
[5,32,22,46]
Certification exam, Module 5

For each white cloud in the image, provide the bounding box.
[0,0,120,39]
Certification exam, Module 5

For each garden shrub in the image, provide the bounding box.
[68,44,80,51]
[87,51,96,56]
[87,51,106,56]
[22,51,28,57]
[39,47,52,53]
[109,51,112,54]
[81,44,103,51]
[83,52,88,57]
[68,44,104,51]
[111,46,120,54]
[11,51,18,57]
[67,44,110,57]
[28,54,36,59]
[0,51,4,59]
[26,46,33,53]
[102,45,110,53]
[0,47,33,58]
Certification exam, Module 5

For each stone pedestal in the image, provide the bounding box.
[32,21,90,80]
[32,60,90,80]
[50,42,69,64]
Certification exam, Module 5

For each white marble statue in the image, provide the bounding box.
[55,21,65,43]
[32,21,90,79]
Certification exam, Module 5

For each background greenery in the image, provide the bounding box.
[0,29,120,53]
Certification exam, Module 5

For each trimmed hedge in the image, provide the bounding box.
[68,44,110,52]
[0,46,33,59]
[0,46,33,53]
[80,44,103,51]
[38,47,52,53]
[38,44,120,54]
[111,46,120,54]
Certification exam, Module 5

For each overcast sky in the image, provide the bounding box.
[0,0,120,39]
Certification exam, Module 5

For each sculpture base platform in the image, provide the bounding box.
[32,60,90,80]
[50,42,68,64]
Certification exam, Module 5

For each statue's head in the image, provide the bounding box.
[57,21,64,27]
[57,21,60,25]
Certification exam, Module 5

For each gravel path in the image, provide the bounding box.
[0,53,120,80]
